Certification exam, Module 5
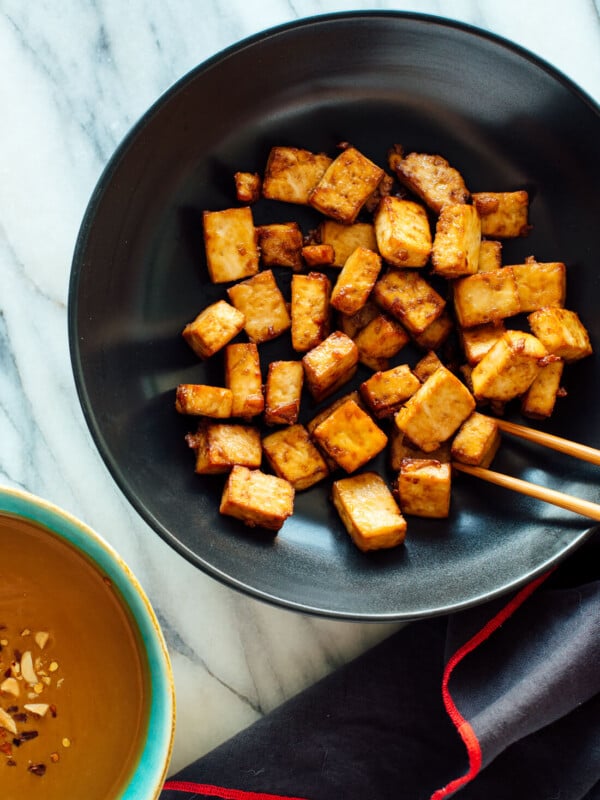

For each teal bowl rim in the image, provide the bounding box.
[0,485,175,800]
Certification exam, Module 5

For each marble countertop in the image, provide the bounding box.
[1,0,598,777]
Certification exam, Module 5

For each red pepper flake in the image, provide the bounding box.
[0,741,12,755]
[28,762,46,777]
[49,704,57,718]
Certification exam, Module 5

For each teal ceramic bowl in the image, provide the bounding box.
[0,485,175,799]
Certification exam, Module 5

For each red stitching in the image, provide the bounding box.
[162,779,309,800]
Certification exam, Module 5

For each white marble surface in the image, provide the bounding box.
[0,0,598,777]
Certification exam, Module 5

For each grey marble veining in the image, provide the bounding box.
[0,0,598,776]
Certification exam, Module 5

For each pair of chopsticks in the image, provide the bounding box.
[453,418,600,521]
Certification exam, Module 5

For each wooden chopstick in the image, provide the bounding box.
[493,417,600,466]
[453,462,600,521]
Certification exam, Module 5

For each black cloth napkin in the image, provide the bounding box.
[161,531,600,800]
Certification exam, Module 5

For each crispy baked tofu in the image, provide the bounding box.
[227,269,291,344]
[306,390,363,471]
[528,307,592,362]
[470,330,548,402]
[388,426,451,471]
[312,399,388,473]
[203,207,259,283]
[373,268,446,335]
[509,258,566,312]
[388,146,470,213]
[332,472,406,552]
[264,360,304,426]
[220,465,294,531]
[478,239,503,272]
[353,313,410,371]
[459,322,506,365]
[450,412,501,467]
[413,311,454,351]
[175,384,233,418]
[330,247,382,315]
[262,146,332,205]
[317,221,378,267]
[291,272,332,352]
[257,223,304,270]
[302,331,359,402]
[262,425,329,490]
[359,364,421,418]
[431,204,481,278]
[395,365,476,452]
[397,459,451,518]
[182,300,245,359]
[413,350,444,382]
[472,191,530,238]
[187,422,262,474]
[521,358,564,418]
[453,268,521,328]
[234,172,261,203]
[374,196,432,268]
[225,343,264,418]
[309,146,384,224]
[301,243,335,267]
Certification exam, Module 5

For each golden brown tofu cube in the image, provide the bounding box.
[187,423,262,474]
[337,300,380,339]
[431,204,481,278]
[388,427,451,471]
[262,425,329,491]
[332,472,406,552]
[359,364,421,418]
[413,350,444,382]
[459,322,506,366]
[291,272,332,352]
[182,300,245,359]
[312,399,387,473]
[264,360,304,426]
[317,221,378,267]
[262,146,332,205]
[453,268,521,328]
[395,366,476,452]
[373,268,446,335]
[528,307,592,362]
[510,259,566,312]
[227,270,291,344]
[413,311,454,351]
[451,412,501,467]
[354,313,410,371]
[225,343,264,418]
[257,223,304,270]
[330,247,382,315]
[521,358,565,419]
[234,171,261,203]
[309,146,384,224]
[478,240,503,271]
[175,384,233,418]
[374,196,432,268]
[302,331,359,402]
[301,243,335,267]
[472,191,530,238]
[397,459,451,518]
[470,330,548,402]
[388,146,470,213]
[203,207,259,283]
[306,390,363,471]
[220,465,294,531]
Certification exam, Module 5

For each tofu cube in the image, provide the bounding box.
[291,272,332,352]
[374,196,432,268]
[388,146,470,213]
[332,472,407,552]
[459,322,506,365]
[234,171,261,203]
[264,360,304,426]
[306,390,363,472]
[359,364,421,418]
[257,223,304,270]
[175,384,233,418]
[397,459,451,518]
[373,268,446,335]
[317,221,378,267]
[225,343,264,418]
[413,350,444,382]
[472,190,530,238]
[470,330,548,402]
[431,203,481,278]
[413,311,454,351]
[528,307,592,362]
[330,247,382,315]
[395,365,476,452]
[453,268,521,328]
[227,270,291,344]
[182,300,245,359]
[309,146,384,224]
[451,412,501,467]
[220,465,294,531]
[312,399,388,473]
[262,146,332,205]
[388,427,451,471]
[302,243,335,267]
[510,259,566,312]
[302,331,359,402]
[478,239,503,272]
[203,207,259,283]
[262,425,329,491]
[353,313,410,371]
[337,300,380,339]
[521,358,565,419]
[187,423,262,474]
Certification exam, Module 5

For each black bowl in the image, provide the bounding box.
[68,13,600,620]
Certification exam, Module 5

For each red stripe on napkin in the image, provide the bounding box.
[162,780,309,800]
[430,570,552,799]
